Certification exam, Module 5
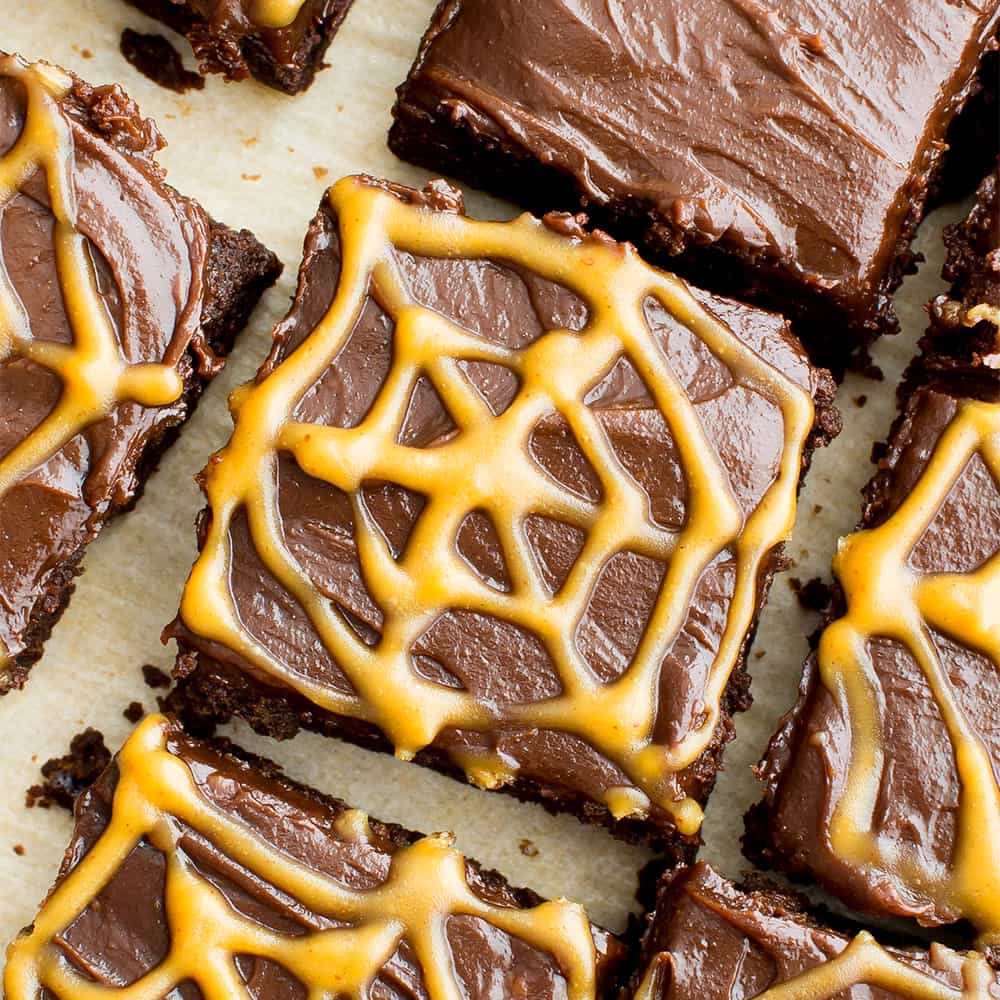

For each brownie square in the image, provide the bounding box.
[747,368,1000,950]
[166,173,838,857]
[0,53,280,693]
[921,164,1000,378]
[123,0,357,94]
[629,862,1000,999]
[4,713,628,1000]
[389,0,1000,374]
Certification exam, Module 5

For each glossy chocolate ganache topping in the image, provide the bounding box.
[758,389,1000,947]
[174,174,827,836]
[396,0,1000,318]
[5,714,622,1000]
[0,54,216,682]
[634,864,1000,1000]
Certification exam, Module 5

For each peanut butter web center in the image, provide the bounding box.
[4,714,600,1000]
[634,931,996,1000]
[180,176,815,833]
[0,55,187,661]
[821,399,1000,944]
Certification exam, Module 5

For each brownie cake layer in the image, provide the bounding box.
[166,173,839,857]
[389,0,1000,373]
[629,862,1000,1000]
[124,0,357,94]
[5,713,627,1000]
[747,369,1000,954]
[0,53,281,693]
[921,164,1000,377]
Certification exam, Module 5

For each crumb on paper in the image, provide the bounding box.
[518,839,539,858]
[26,729,111,811]
[789,576,833,613]
[142,664,171,689]
[242,173,262,182]
[12,845,24,857]
[120,29,205,95]
[313,166,329,180]
[124,701,144,724]
[813,504,823,515]
[754,649,766,660]
[853,394,868,408]
[244,135,259,147]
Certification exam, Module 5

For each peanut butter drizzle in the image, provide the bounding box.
[0,55,186,660]
[180,176,815,833]
[4,714,600,1000]
[250,0,306,28]
[819,399,1000,945]
[634,931,996,1000]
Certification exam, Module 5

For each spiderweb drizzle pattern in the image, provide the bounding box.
[820,399,1000,944]
[0,54,189,662]
[4,715,600,1000]
[181,176,815,831]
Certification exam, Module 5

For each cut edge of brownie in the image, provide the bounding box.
[0,75,282,695]
[388,12,999,378]
[914,163,1000,383]
[123,0,356,95]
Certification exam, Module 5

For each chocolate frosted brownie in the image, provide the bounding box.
[629,862,1000,1000]
[922,164,1000,376]
[747,371,1000,953]
[166,173,838,856]
[389,0,1000,373]
[0,53,280,692]
[5,713,627,1000]
[124,0,357,94]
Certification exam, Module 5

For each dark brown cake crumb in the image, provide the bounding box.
[142,663,171,689]
[120,28,205,94]
[12,844,24,856]
[26,729,111,811]
[853,394,868,407]
[519,839,540,858]
[788,576,834,613]
[124,701,145,723]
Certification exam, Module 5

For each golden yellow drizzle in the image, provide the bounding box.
[179,175,815,832]
[819,399,1000,945]
[634,931,996,1000]
[4,714,600,1000]
[0,55,187,663]
[249,0,306,29]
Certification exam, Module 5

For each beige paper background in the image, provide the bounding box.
[0,0,971,958]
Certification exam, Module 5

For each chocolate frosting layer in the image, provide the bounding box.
[635,863,1000,1000]
[755,384,1000,929]
[172,176,837,841]
[0,62,220,683]
[394,0,1000,325]
[38,717,625,1000]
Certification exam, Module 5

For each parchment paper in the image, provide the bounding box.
[0,0,971,952]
